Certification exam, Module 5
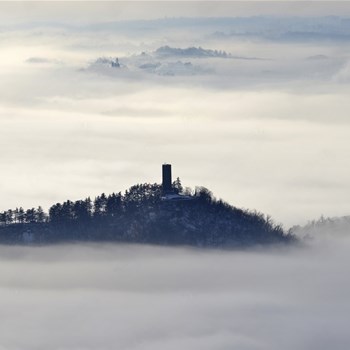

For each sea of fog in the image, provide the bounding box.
[0,237,349,350]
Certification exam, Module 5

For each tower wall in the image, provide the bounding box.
[162,164,172,193]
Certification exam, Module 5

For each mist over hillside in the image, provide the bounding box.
[291,215,350,241]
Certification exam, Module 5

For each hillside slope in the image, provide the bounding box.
[0,184,293,247]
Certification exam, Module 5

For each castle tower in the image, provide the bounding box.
[162,164,172,194]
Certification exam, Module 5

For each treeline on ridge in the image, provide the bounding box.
[0,181,293,246]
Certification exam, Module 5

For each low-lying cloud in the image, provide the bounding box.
[25,57,62,65]
[0,239,349,350]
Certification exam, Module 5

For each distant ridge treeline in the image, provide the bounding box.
[0,182,293,246]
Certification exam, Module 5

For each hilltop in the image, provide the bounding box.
[0,182,293,247]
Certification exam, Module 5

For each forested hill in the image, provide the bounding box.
[0,183,294,247]
[290,215,350,240]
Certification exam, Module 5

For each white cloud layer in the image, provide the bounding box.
[0,240,349,350]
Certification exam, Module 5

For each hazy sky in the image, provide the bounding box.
[1,2,350,227]
[2,1,350,24]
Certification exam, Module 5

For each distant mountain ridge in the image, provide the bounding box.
[87,45,231,77]
[80,16,350,42]
[155,46,231,58]
[86,43,265,78]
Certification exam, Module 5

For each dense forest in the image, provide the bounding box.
[0,180,294,246]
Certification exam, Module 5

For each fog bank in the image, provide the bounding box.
[0,240,349,350]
